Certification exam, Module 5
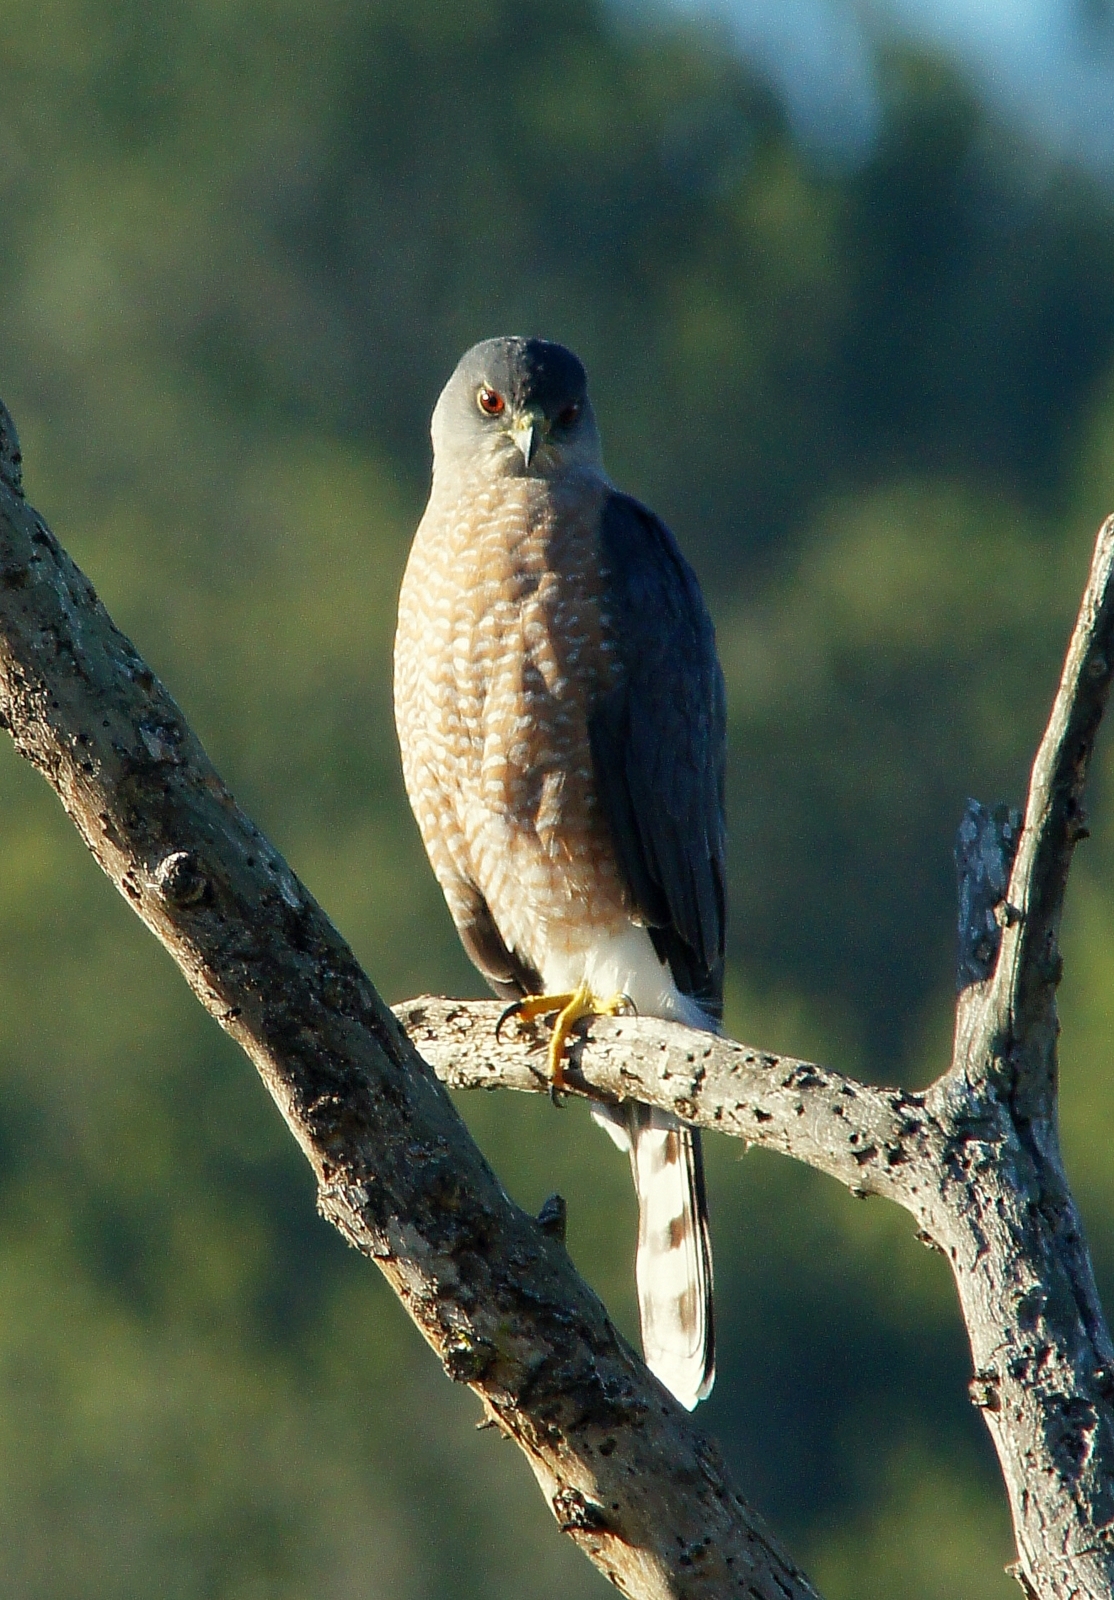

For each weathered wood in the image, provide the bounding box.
[2,387,1114,1598]
[399,517,1114,1600]
[0,398,821,1600]
[943,516,1114,1600]
[399,996,926,1203]
[954,799,1022,992]
[402,968,1114,1595]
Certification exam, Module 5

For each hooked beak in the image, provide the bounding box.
[510,407,547,468]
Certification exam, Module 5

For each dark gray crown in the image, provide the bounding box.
[454,337,588,417]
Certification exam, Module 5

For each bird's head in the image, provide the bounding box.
[430,336,604,482]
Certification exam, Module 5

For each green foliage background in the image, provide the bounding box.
[2,3,1114,1594]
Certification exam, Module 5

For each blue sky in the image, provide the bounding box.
[627,0,1114,173]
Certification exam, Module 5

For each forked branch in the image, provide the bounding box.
[1,388,1113,1599]
[0,404,821,1600]
[403,518,1114,1600]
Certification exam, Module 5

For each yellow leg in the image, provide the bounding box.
[497,981,634,1098]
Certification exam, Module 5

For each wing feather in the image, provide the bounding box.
[589,492,727,1017]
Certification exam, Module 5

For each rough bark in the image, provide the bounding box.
[401,996,921,1200]
[0,404,822,1599]
[1,389,1112,1597]
[403,517,1114,1600]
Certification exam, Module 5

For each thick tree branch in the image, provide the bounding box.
[935,517,1114,1600]
[4,387,1114,1599]
[400,996,925,1203]
[0,407,824,1599]
[402,520,1114,1600]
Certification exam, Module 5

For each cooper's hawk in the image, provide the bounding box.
[394,337,725,1408]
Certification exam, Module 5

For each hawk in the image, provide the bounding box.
[394,337,725,1408]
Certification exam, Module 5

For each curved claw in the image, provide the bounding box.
[492,985,631,1108]
[495,999,524,1043]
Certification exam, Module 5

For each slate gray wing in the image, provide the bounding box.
[589,492,727,1018]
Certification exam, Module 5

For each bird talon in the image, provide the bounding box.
[495,999,524,1042]
[495,990,575,1043]
[494,983,632,1101]
[395,336,721,1408]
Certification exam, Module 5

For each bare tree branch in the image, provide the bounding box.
[400,996,922,1202]
[996,514,1114,1068]
[401,519,1114,1600]
[937,517,1114,1600]
[4,387,1114,1598]
[0,405,825,1599]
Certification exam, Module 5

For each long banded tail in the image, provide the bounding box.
[593,1101,715,1409]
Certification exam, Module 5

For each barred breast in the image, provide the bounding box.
[394,464,630,984]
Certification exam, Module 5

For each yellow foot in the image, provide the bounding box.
[496,981,634,1101]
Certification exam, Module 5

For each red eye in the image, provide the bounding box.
[477,385,505,416]
[557,401,581,427]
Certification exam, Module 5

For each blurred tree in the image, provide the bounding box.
[1,0,1114,1594]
